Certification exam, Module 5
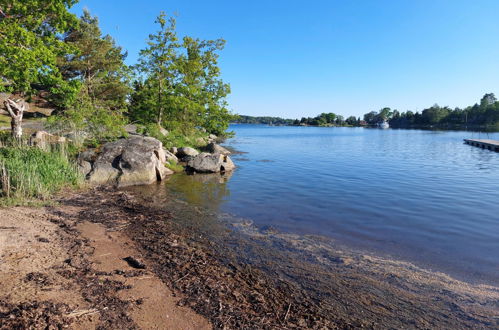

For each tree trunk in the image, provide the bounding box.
[4,99,26,139]
[157,79,163,125]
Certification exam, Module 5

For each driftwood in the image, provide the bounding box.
[4,99,26,139]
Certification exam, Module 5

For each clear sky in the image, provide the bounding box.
[71,0,499,119]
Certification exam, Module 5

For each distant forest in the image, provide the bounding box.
[234,93,499,129]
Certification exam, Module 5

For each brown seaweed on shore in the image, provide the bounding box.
[60,187,499,329]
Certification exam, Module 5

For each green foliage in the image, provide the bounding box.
[387,93,499,128]
[0,146,82,205]
[49,10,130,145]
[58,9,131,110]
[138,123,206,150]
[129,12,233,136]
[48,92,127,146]
[299,113,346,126]
[0,0,80,102]
[234,115,296,125]
[165,159,184,172]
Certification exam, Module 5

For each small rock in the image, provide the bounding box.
[177,147,199,158]
[163,149,178,163]
[159,127,169,136]
[29,131,66,150]
[205,142,231,155]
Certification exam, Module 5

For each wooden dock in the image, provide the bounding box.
[464,139,499,152]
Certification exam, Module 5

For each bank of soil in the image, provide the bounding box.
[1,186,499,329]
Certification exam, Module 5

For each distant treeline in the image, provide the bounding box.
[235,93,499,129]
[381,93,499,128]
[234,115,296,125]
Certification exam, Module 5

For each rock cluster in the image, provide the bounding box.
[82,136,173,187]
[77,134,236,187]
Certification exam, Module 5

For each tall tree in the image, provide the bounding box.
[50,10,130,143]
[131,12,233,136]
[58,9,130,110]
[175,36,232,134]
[0,0,79,138]
[135,12,179,126]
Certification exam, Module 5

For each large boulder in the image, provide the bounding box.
[205,142,231,155]
[187,152,236,173]
[87,136,173,187]
[177,147,199,159]
[29,131,67,150]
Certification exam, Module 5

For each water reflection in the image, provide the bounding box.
[125,171,233,213]
[166,172,233,208]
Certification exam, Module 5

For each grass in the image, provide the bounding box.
[0,145,82,206]
[165,159,184,172]
[0,115,11,126]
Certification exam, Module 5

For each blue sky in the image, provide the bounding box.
[71,0,499,119]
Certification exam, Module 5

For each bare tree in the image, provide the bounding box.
[4,99,26,139]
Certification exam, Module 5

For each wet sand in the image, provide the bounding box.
[1,186,498,329]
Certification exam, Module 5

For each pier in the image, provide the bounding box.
[464,139,499,152]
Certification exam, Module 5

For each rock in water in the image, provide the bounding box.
[187,152,236,173]
[205,142,231,155]
[87,136,173,187]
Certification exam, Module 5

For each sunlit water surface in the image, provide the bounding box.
[166,125,499,285]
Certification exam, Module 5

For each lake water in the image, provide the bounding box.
[168,125,499,286]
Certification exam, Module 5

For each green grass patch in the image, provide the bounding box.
[165,159,184,172]
[0,115,11,126]
[0,146,82,205]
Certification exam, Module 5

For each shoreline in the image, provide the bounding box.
[2,186,498,328]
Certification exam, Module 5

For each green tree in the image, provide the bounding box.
[50,10,129,143]
[346,116,357,126]
[131,12,233,136]
[0,0,79,138]
[58,9,130,110]
[134,12,179,126]
[179,37,232,135]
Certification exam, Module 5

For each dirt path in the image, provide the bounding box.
[0,203,210,329]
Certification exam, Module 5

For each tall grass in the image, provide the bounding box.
[0,145,82,205]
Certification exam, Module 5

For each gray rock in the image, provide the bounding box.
[177,147,199,158]
[29,131,67,150]
[205,142,231,155]
[87,136,173,187]
[163,149,178,163]
[170,147,178,155]
[222,155,236,172]
[187,152,236,173]
[77,149,96,177]
[209,134,218,140]
[124,124,138,134]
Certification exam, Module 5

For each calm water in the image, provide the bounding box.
[169,125,499,285]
